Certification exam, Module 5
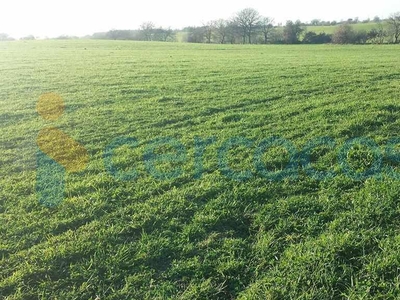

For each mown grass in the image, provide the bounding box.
[0,40,400,299]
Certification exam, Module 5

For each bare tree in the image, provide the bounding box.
[376,22,388,44]
[388,13,400,43]
[260,17,274,44]
[371,22,388,44]
[234,8,261,44]
[226,20,240,44]
[234,13,247,44]
[203,21,216,43]
[140,22,155,41]
[214,19,229,44]
[187,27,205,43]
[154,27,174,42]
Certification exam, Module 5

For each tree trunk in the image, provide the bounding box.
[248,26,252,44]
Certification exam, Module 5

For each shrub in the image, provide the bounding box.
[303,32,332,44]
[332,24,355,44]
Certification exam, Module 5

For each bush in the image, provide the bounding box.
[20,35,35,41]
[367,26,387,44]
[353,30,368,44]
[302,32,332,44]
[332,24,355,44]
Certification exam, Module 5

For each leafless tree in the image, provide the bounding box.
[234,8,261,44]
[226,20,240,44]
[373,22,388,44]
[203,21,216,43]
[260,17,274,44]
[154,27,174,42]
[214,19,229,44]
[388,13,400,43]
[140,22,155,41]
[377,23,388,44]
[187,27,205,43]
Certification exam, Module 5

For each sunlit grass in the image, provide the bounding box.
[0,40,400,299]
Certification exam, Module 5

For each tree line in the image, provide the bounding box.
[93,8,400,45]
[181,9,400,45]
[1,8,399,44]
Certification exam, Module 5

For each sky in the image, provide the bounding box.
[1,0,399,38]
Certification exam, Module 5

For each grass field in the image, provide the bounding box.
[1,40,400,299]
[307,23,380,34]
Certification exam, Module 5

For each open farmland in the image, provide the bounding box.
[1,40,400,299]
[306,22,380,34]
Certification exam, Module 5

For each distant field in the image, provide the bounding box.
[1,41,400,299]
[306,22,381,34]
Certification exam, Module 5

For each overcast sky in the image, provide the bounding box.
[1,0,399,38]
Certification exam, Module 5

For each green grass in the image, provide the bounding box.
[1,40,400,299]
